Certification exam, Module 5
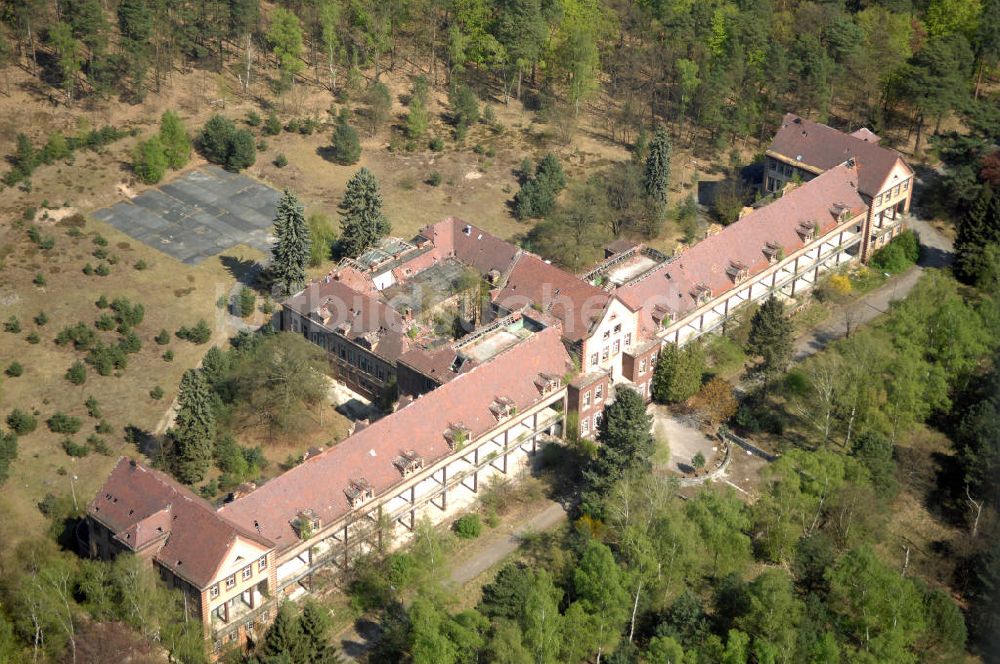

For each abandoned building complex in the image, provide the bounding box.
[86,114,914,657]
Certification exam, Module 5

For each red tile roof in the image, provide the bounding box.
[618,161,867,335]
[417,217,521,277]
[220,326,572,550]
[284,280,411,362]
[494,253,616,342]
[768,113,911,197]
[88,458,272,588]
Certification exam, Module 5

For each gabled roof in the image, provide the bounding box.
[617,161,867,335]
[88,458,272,589]
[220,326,572,549]
[283,279,410,362]
[416,217,521,277]
[494,254,618,342]
[767,113,911,197]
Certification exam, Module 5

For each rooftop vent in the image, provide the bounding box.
[763,241,783,264]
[393,450,424,477]
[691,283,712,304]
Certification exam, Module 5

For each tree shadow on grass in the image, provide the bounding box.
[221,254,262,287]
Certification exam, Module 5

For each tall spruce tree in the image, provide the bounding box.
[167,368,216,484]
[258,604,304,660]
[955,185,998,284]
[746,296,793,384]
[338,168,390,258]
[299,599,344,663]
[271,190,311,296]
[652,342,704,404]
[583,386,654,511]
[644,124,671,211]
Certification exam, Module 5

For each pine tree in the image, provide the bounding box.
[299,600,344,663]
[746,296,793,383]
[338,168,390,258]
[258,604,304,660]
[168,369,216,484]
[331,109,361,165]
[652,343,704,404]
[159,110,191,170]
[583,387,654,508]
[652,342,680,404]
[271,190,311,296]
[644,124,670,211]
[955,185,998,284]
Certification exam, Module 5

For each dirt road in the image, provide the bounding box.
[792,214,953,362]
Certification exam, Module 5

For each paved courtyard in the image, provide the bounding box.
[91,166,282,264]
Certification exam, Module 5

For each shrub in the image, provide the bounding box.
[117,330,142,354]
[513,154,565,219]
[198,115,256,172]
[273,153,288,168]
[226,129,257,171]
[33,273,46,287]
[48,412,82,434]
[176,319,211,344]
[62,438,90,457]
[448,84,479,137]
[4,316,21,333]
[95,295,109,309]
[55,322,96,349]
[0,431,16,484]
[34,311,48,326]
[427,171,442,186]
[132,135,169,184]
[85,396,101,418]
[95,263,111,276]
[5,362,23,377]
[95,419,113,434]
[453,513,483,539]
[238,287,256,317]
[26,331,40,344]
[134,259,148,270]
[93,247,108,260]
[150,386,164,400]
[331,111,362,165]
[111,298,145,327]
[66,361,87,385]
[95,313,116,331]
[246,110,262,126]
[87,434,111,455]
[869,230,920,274]
[86,342,128,375]
[264,112,282,136]
[7,409,37,435]
[155,329,170,345]
[285,118,301,133]
[429,136,444,152]
[163,349,174,362]
[92,234,108,247]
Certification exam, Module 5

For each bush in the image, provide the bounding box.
[238,287,256,317]
[7,409,37,435]
[132,136,169,184]
[246,110,262,126]
[273,153,288,168]
[453,513,483,539]
[95,313,116,331]
[176,319,211,344]
[198,115,256,172]
[869,230,920,274]
[331,111,361,165]
[95,419,113,435]
[95,263,111,276]
[26,331,40,344]
[513,154,566,220]
[118,330,142,354]
[55,322,96,350]
[5,362,23,377]
[150,385,164,400]
[62,438,90,457]
[87,434,111,455]
[85,396,101,418]
[111,298,144,327]
[4,316,21,333]
[93,247,108,260]
[264,112,282,136]
[33,273,46,287]
[155,329,171,345]
[427,171,442,186]
[95,295,109,309]
[48,412,82,434]
[163,349,174,362]
[429,136,444,152]
[226,129,256,171]
[66,361,87,385]
[86,343,128,375]
[134,259,148,270]
[34,311,48,326]
[448,84,480,136]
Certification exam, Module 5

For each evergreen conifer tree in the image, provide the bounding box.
[583,387,654,509]
[338,168,390,258]
[746,296,793,384]
[168,368,216,484]
[644,124,670,211]
[955,185,998,284]
[159,110,191,169]
[652,342,680,404]
[299,600,344,663]
[258,604,304,660]
[271,190,311,296]
[331,109,361,165]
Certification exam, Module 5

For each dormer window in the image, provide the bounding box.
[725,260,749,284]
[763,241,783,264]
[393,450,424,476]
[489,396,516,421]
[691,283,712,305]
[534,373,561,395]
[829,203,850,222]
[293,509,321,539]
[652,305,674,327]
[345,479,374,509]
[796,222,817,242]
[444,423,471,450]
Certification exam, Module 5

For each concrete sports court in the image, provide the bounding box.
[91,166,282,264]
